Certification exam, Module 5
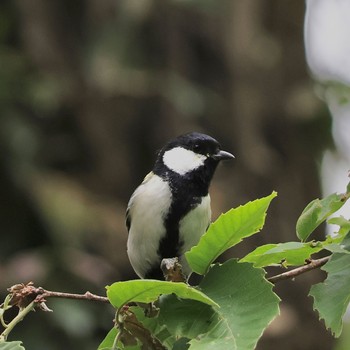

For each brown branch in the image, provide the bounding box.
[268,256,331,284]
[38,289,110,304]
[7,282,109,310]
[6,256,332,311]
[1,283,110,341]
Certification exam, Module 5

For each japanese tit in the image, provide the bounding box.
[126,132,234,280]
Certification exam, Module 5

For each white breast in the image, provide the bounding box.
[127,172,172,278]
[178,194,211,275]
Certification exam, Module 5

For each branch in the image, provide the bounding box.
[1,282,109,341]
[38,289,110,304]
[6,282,109,310]
[268,256,330,283]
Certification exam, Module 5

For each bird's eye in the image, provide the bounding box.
[193,143,201,152]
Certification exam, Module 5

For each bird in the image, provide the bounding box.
[126,132,234,280]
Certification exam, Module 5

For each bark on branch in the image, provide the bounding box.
[268,256,330,284]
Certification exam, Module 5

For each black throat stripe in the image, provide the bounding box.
[146,182,206,280]
[149,159,217,279]
[157,170,209,265]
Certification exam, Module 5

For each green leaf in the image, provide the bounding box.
[186,192,277,275]
[190,260,280,350]
[98,328,118,350]
[173,338,190,350]
[131,306,176,349]
[323,243,350,254]
[190,334,236,350]
[240,241,324,267]
[327,216,350,239]
[309,251,350,337]
[0,342,25,350]
[159,295,237,350]
[158,295,215,340]
[296,184,350,242]
[99,308,171,350]
[106,280,218,309]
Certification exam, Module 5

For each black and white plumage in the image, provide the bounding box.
[126,132,234,280]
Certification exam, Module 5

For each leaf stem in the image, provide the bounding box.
[268,256,330,283]
[0,301,35,342]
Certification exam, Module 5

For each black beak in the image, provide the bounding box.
[212,150,235,161]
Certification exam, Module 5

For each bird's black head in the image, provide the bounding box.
[153,132,234,190]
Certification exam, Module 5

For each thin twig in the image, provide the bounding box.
[6,282,110,310]
[268,256,331,283]
[1,284,110,341]
[38,290,109,304]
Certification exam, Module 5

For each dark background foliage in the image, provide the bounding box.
[0,0,340,349]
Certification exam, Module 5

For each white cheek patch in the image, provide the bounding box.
[163,147,207,175]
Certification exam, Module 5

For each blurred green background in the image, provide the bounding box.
[0,0,346,349]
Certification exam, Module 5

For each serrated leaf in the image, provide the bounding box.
[131,306,176,349]
[188,305,238,350]
[296,184,350,242]
[138,296,221,349]
[99,309,169,350]
[0,342,25,350]
[186,192,277,275]
[107,280,218,309]
[190,260,280,350]
[240,241,325,267]
[158,295,215,339]
[309,251,350,337]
